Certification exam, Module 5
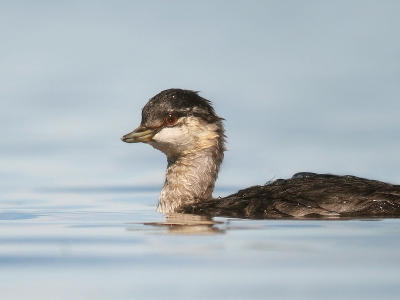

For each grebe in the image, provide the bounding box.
[122,89,400,219]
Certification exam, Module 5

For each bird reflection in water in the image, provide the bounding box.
[141,213,225,235]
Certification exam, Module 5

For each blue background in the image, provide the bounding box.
[2,1,399,199]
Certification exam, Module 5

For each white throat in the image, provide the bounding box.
[148,116,225,213]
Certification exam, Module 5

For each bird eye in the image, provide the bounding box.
[164,113,179,125]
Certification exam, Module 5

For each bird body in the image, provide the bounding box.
[182,173,400,219]
[122,89,400,219]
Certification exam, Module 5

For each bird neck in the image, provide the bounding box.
[157,142,224,213]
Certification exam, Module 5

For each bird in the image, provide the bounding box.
[121,88,400,219]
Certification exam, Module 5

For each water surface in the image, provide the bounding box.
[1,189,400,300]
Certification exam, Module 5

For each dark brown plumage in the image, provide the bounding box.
[179,173,400,219]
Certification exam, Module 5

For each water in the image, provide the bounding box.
[1,189,400,300]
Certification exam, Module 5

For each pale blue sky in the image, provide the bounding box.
[1,1,400,198]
